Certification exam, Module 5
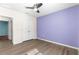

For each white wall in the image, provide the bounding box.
[0,7,36,44]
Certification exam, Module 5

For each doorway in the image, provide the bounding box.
[0,16,13,48]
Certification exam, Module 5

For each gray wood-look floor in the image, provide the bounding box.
[0,37,78,55]
[0,36,13,48]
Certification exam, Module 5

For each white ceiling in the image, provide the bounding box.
[0,3,78,17]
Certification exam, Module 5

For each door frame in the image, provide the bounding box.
[0,16,13,41]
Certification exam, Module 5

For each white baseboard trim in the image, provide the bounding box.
[78,49,79,55]
[37,38,79,50]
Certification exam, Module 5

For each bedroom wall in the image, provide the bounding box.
[0,21,8,36]
[37,5,79,48]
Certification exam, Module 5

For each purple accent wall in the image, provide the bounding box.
[37,5,79,47]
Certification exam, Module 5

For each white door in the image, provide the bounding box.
[27,17,36,39]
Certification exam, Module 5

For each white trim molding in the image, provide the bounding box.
[37,38,79,50]
[78,49,79,55]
